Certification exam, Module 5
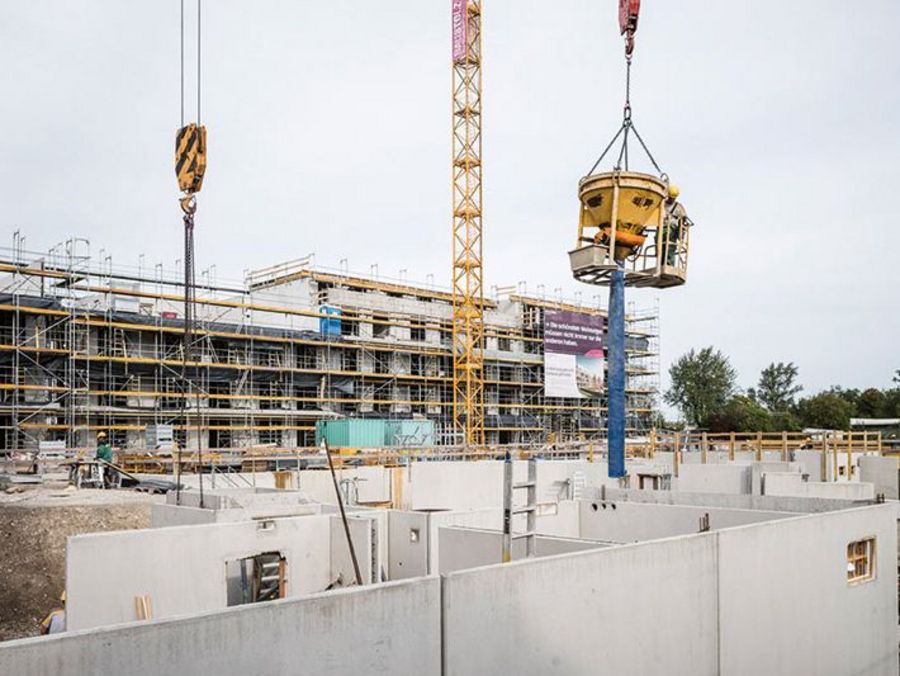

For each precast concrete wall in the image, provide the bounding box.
[794,449,828,482]
[387,505,580,579]
[426,508,502,572]
[718,504,897,675]
[437,526,608,574]
[859,455,899,500]
[751,461,798,494]
[407,506,578,577]
[405,460,635,512]
[593,486,870,513]
[66,516,334,631]
[408,462,505,510]
[297,466,392,504]
[0,578,441,676]
[533,498,581,538]
[442,532,720,675]
[763,472,875,500]
[151,503,217,527]
[443,505,898,676]
[676,464,750,494]
[151,500,321,527]
[577,500,791,542]
[329,515,375,584]
[388,510,430,579]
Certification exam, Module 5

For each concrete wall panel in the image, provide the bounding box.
[577,500,790,542]
[0,579,441,676]
[437,527,607,574]
[388,510,430,579]
[67,516,333,631]
[676,464,749,494]
[329,515,374,585]
[594,486,869,514]
[718,505,898,676]
[443,534,719,675]
[859,456,899,500]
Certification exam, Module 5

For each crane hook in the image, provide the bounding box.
[180,194,197,215]
[618,0,640,56]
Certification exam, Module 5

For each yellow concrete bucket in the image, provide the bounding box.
[577,171,666,261]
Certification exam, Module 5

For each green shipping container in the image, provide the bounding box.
[385,420,435,446]
[316,419,435,448]
[315,419,387,448]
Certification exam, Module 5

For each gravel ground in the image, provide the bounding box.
[0,482,163,642]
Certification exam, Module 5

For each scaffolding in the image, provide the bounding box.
[0,236,660,458]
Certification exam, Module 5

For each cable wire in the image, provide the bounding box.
[585,51,663,177]
[197,0,201,125]
[180,0,184,127]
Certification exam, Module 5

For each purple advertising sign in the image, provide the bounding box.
[544,311,605,356]
[543,310,605,398]
[452,0,468,62]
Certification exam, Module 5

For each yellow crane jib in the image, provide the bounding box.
[175,123,207,213]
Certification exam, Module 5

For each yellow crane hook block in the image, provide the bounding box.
[175,124,207,195]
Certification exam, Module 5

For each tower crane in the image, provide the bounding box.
[451,0,485,447]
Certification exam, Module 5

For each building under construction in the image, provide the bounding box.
[0,235,659,453]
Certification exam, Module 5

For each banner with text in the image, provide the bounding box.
[543,310,605,398]
[452,0,468,62]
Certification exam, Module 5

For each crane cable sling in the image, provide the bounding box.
[586,52,664,178]
[179,0,201,128]
[175,0,204,507]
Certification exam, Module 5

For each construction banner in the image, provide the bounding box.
[451,0,468,62]
[543,310,605,399]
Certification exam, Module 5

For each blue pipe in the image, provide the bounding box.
[607,262,626,478]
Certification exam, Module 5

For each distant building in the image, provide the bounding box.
[0,239,658,451]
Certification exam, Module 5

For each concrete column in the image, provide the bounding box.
[606,263,626,479]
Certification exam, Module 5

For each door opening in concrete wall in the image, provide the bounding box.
[846,537,875,584]
[226,552,287,606]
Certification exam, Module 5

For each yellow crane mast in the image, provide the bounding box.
[451,0,485,447]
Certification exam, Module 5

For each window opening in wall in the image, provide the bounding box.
[373,315,390,339]
[846,537,875,583]
[258,427,280,446]
[226,551,287,605]
[340,316,359,337]
[410,325,425,342]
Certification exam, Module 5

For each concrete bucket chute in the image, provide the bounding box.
[570,170,691,289]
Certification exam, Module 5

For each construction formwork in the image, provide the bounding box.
[0,236,660,455]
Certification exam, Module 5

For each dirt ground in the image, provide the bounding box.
[0,482,163,641]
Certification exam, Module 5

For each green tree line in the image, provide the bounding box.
[664,347,900,432]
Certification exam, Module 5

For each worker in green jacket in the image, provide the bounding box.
[659,184,685,267]
[95,432,114,488]
[95,432,113,462]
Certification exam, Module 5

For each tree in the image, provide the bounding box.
[706,395,772,433]
[665,347,737,427]
[756,362,802,412]
[894,369,900,385]
[856,388,885,418]
[794,391,855,430]
[880,388,900,419]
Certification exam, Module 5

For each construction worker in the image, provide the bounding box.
[39,591,66,635]
[95,431,114,488]
[659,184,685,267]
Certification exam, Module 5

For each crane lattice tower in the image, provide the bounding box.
[451,0,485,446]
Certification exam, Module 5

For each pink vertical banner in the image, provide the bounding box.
[452,0,468,62]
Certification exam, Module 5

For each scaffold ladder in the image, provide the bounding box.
[502,453,536,563]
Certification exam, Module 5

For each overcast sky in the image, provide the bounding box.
[2,1,898,401]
